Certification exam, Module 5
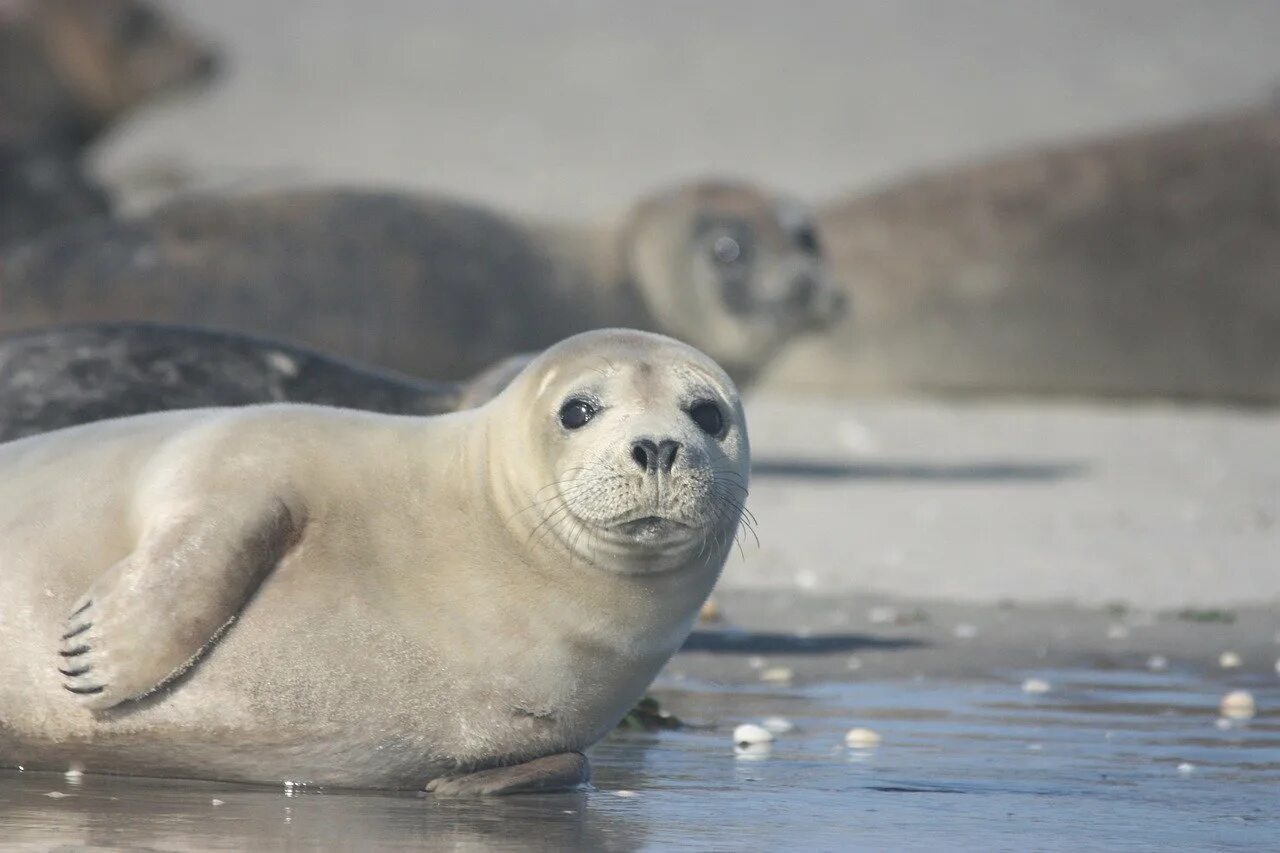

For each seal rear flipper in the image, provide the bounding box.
[57,495,304,711]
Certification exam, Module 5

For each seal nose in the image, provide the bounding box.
[631,438,681,474]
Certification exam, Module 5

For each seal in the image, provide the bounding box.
[768,104,1280,403]
[0,141,108,248]
[0,179,845,387]
[0,0,217,246]
[0,328,750,794]
[0,0,218,151]
[0,322,525,443]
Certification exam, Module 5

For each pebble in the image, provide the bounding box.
[697,598,722,624]
[734,723,775,747]
[1215,717,1234,731]
[747,655,767,670]
[1146,655,1169,672]
[794,570,818,591]
[1021,678,1052,695]
[844,727,883,748]
[953,623,978,640]
[846,656,863,671]
[759,667,794,684]
[1218,651,1242,669]
[868,606,898,625]
[761,716,795,734]
[211,799,225,806]
[1177,762,1195,775]
[1219,690,1256,721]
[44,791,67,798]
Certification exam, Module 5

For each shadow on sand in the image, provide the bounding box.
[751,458,1086,482]
[681,630,925,654]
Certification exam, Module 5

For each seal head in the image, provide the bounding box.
[624,180,847,384]
[493,328,750,579]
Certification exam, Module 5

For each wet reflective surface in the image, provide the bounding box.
[2,659,1275,851]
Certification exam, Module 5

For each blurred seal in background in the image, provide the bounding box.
[768,104,1280,404]
[0,0,218,246]
[0,180,845,387]
[0,322,525,443]
[0,318,532,438]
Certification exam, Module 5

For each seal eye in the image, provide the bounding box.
[689,401,724,437]
[559,399,596,430]
[712,235,742,265]
[795,224,821,254]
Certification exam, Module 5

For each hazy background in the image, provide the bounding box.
[96,0,1280,218]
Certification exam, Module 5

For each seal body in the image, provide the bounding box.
[0,329,749,790]
[0,181,844,386]
[777,106,1280,403]
[0,322,519,443]
[0,142,109,248]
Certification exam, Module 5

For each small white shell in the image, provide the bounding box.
[1146,655,1169,672]
[1177,762,1195,775]
[953,623,978,639]
[733,723,775,746]
[761,716,794,734]
[1218,651,1243,669]
[759,667,794,684]
[844,727,883,748]
[1021,678,1052,694]
[1220,690,1256,721]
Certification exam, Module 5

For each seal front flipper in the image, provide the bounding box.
[425,752,590,797]
[58,496,304,711]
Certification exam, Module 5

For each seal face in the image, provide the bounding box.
[508,330,750,577]
[626,181,847,385]
[0,328,749,793]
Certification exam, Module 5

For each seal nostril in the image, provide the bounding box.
[656,439,680,474]
[631,440,655,472]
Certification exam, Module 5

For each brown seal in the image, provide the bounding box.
[0,180,845,387]
[772,105,1280,403]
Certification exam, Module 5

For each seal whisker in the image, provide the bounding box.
[58,664,91,677]
[59,645,90,657]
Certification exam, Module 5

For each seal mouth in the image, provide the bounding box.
[612,515,691,539]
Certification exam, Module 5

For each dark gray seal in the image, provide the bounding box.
[0,322,504,443]
[778,105,1280,404]
[0,141,109,248]
[0,180,845,387]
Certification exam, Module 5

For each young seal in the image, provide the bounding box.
[0,180,845,387]
[0,322,522,443]
[0,328,750,794]
[773,105,1280,403]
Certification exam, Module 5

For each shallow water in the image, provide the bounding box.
[1,661,1275,851]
